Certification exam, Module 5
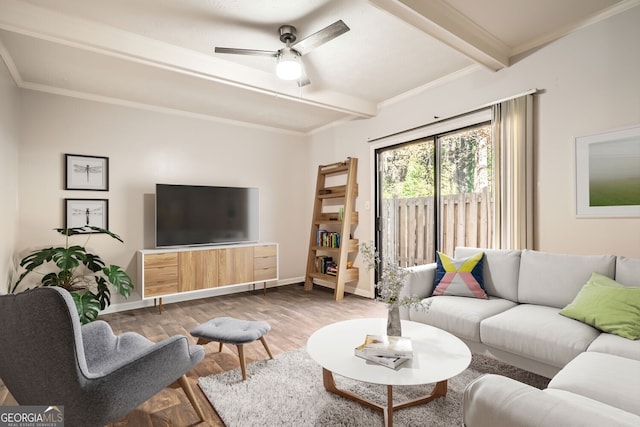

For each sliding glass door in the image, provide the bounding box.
[376,123,493,267]
[377,138,435,267]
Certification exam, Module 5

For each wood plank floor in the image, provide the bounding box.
[0,284,386,426]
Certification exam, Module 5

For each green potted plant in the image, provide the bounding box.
[10,227,134,324]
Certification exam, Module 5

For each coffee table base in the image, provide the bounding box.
[322,368,447,427]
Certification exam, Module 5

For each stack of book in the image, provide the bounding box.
[315,256,336,275]
[317,230,341,248]
[354,334,413,369]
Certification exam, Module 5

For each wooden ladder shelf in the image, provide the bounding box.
[304,157,359,301]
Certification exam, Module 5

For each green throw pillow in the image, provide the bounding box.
[560,272,640,340]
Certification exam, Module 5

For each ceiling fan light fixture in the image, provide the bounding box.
[276,48,302,80]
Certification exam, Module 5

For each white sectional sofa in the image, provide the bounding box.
[400,247,640,426]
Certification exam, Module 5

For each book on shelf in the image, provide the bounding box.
[315,256,336,275]
[316,230,341,248]
[358,334,413,358]
[354,343,410,369]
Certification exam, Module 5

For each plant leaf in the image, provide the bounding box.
[83,253,106,272]
[55,227,89,237]
[71,291,100,324]
[50,246,85,272]
[41,272,61,287]
[95,277,111,310]
[103,265,134,298]
[19,247,57,271]
[10,270,31,293]
[87,227,124,242]
[55,227,124,243]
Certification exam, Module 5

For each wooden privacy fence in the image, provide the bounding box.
[381,189,494,267]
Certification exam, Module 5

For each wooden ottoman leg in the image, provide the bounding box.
[236,344,247,380]
[260,336,274,359]
[218,342,224,352]
[196,338,210,346]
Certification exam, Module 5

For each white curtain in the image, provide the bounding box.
[492,95,534,249]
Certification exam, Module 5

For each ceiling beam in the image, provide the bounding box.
[0,0,376,119]
[369,0,510,70]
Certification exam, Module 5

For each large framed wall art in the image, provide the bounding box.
[575,125,640,217]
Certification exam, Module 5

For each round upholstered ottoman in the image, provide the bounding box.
[190,317,273,380]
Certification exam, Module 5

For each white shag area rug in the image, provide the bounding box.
[198,347,548,427]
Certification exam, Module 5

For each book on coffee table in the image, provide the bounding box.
[358,334,413,358]
[354,343,410,369]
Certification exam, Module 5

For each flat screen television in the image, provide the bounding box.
[155,184,259,247]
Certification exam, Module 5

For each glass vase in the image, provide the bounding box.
[386,305,402,336]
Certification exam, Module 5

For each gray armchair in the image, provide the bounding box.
[0,287,206,426]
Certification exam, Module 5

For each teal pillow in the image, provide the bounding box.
[560,272,640,340]
[433,251,487,299]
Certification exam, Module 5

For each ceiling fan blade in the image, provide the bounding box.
[214,47,278,57]
[297,71,311,87]
[292,20,350,55]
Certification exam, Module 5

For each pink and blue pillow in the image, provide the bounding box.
[433,251,488,299]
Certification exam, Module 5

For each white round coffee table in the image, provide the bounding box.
[306,318,471,427]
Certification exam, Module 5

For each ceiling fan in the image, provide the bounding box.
[215,20,350,87]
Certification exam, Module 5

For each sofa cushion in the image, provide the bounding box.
[455,247,521,302]
[543,389,640,427]
[587,333,640,361]
[517,249,616,308]
[616,256,640,286]
[560,272,640,339]
[410,295,516,342]
[464,374,640,427]
[433,251,488,299]
[548,352,640,416]
[480,304,600,367]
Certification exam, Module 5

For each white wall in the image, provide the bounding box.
[311,7,640,259]
[0,59,20,293]
[17,92,310,307]
[9,7,640,310]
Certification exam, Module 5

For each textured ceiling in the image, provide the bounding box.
[0,0,633,133]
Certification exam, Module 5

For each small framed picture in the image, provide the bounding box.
[65,154,109,191]
[65,199,109,231]
[575,125,640,217]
